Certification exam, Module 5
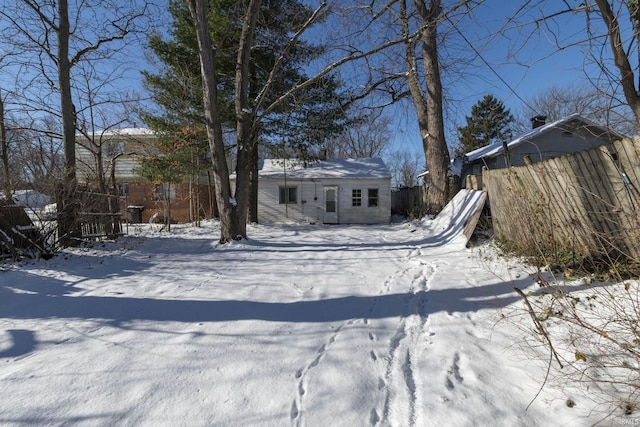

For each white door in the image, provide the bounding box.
[323,186,338,224]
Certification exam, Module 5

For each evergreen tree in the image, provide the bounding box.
[141,0,350,224]
[456,94,514,156]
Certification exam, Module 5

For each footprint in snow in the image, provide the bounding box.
[445,352,464,390]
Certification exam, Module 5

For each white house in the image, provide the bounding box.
[254,158,391,224]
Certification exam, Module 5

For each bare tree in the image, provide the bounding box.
[186,0,237,242]
[492,1,640,132]
[9,118,64,195]
[399,0,469,212]
[0,0,154,245]
[386,149,424,188]
[323,108,392,158]
[73,60,141,195]
[515,83,637,136]
[335,0,479,213]
[592,0,640,126]
[0,91,9,200]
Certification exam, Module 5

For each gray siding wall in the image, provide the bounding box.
[76,145,143,182]
[258,178,391,224]
[490,128,613,169]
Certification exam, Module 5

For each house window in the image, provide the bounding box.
[352,189,362,206]
[279,186,297,204]
[119,182,129,197]
[106,141,125,158]
[154,183,176,202]
[368,189,379,207]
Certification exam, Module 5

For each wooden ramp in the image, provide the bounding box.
[429,189,487,245]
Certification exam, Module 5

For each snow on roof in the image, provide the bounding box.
[259,158,391,179]
[76,128,155,138]
[1,190,51,208]
[464,113,624,162]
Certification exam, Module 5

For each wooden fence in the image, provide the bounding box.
[483,137,640,261]
[391,186,425,217]
[0,204,45,258]
[56,189,124,242]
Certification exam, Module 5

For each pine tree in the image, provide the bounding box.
[456,94,514,156]
[142,0,350,226]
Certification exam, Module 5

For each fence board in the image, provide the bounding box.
[542,158,577,247]
[595,145,639,257]
[523,162,557,251]
[612,140,640,258]
[615,137,640,193]
[561,154,600,256]
[537,156,588,255]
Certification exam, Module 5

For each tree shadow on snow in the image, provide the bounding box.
[0,329,36,358]
[0,275,608,326]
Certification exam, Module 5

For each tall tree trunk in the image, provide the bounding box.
[187,0,238,243]
[247,59,260,223]
[418,0,450,212]
[402,0,451,214]
[57,0,81,246]
[233,0,261,233]
[0,91,10,200]
[248,140,259,223]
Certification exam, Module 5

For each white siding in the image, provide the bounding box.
[113,155,142,181]
[336,179,391,224]
[76,144,143,183]
[257,177,391,224]
[75,130,157,184]
[258,178,320,223]
[76,145,97,182]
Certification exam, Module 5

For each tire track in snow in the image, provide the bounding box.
[374,249,436,427]
[291,246,412,427]
[290,231,424,427]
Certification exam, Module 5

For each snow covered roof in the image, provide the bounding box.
[258,158,391,179]
[1,190,51,208]
[464,113,625,162]
[76,128,155,138]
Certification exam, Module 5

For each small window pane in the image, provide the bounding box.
[119,183,129,197]
[288,187,297,203]
[352,189,362,207]
[154,183,175,202]
[326,188,336,212]
[368,189,378,207]
[279,186,297,204]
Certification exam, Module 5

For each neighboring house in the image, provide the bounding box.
[454,114,625,186]
[244,158,391,224]
[75,128,214,223]
[76,127,156,184]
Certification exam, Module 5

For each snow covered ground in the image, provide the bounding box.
[0,216,613,426]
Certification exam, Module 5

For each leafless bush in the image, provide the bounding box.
[507,227,640,424]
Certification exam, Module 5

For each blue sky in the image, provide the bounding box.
[387,0,620,160]
[0,0,622,167]
[464,1,592,116]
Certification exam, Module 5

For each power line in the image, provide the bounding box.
[445,15,538,115]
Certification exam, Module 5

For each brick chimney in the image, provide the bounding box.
[531,115,547,129]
